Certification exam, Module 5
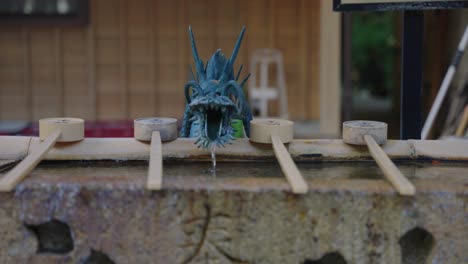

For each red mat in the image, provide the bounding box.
[3,120,135,138]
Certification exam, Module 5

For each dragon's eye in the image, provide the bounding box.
[230,94,237,103]
[184,81,203,104]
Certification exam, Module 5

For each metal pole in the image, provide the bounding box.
[421,25,468,139]
[401,11,424,140]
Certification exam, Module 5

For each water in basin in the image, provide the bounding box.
[1,160,465,183]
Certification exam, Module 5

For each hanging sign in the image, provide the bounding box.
[334,0,468,11]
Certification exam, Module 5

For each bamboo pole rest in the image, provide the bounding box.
[342,120,416,196]
[0,118,84,192]
[455,105,468,137]
[1,137,468,162]
[249,119,308,194]
[134,117,178,190]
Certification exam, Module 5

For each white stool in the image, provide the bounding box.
[248,49,288,119]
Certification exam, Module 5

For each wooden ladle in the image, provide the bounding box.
[134,117,178,190]
[250,119,308,194]
[343,120,415,196]
[0,118,84,192]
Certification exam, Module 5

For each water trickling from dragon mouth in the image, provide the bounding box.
[210,145,217,175]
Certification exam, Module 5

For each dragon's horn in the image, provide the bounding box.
[235,64,244,81]
[220,26,246,83]
[189,26,205,81]
[229,26,246,65]
[240,72,251,88]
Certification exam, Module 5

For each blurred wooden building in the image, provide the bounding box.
[0,0,341,135]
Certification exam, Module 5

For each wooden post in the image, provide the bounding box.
[319,0,341,137]
[455,106,468,137]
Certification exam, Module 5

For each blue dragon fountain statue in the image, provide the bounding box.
[181,26,252,149]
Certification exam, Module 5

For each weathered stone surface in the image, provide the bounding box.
[0,193,37,264]
[0,163,466,264]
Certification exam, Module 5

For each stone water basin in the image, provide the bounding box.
[0,137,467,263]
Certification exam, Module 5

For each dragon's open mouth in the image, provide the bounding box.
[190,96,237,148]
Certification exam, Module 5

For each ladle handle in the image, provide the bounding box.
[0,130,61,192]
[271,133,308,194]
[364,135,415,196]
[147,131,163,190]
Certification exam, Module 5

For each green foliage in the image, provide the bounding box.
[352,12,397,97]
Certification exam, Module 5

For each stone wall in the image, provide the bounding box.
[0,171,466,264]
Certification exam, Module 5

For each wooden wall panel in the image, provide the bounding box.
[0,0,324,121]
[177,0,189,118]
[236,0,249,77]
[305,0,321,120]
[274,0,301,118]
[156,0,183,118]
[0,29,30,119]
[245,0,270,93]
[187,0,217,61]
[95,0,126,120]
[216,0,242,55]
[128,0,153,118]
[63,28,92,119]
[30,29,61,119]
